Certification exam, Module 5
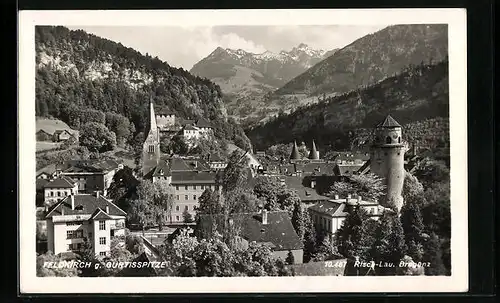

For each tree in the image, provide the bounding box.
[253,176,285,210]
[329,173,386,202]
[223,187,260,214]
[133,179,174,230]
[413,158,450,188]
[79,122,117,153]
[105,112,131,145]
[422,232,446,275]
[220,149,249,193]
[291,202,304,240]
[371,213,407,275]
[401,197,425,262]
[196,189,222,216]
[302,210,317,263]
[170,135,189,155]
[285,250,295,265]
[183,208,194,224]
[36,251,79,277]
[335,206,368,259]
[402,171,425,203]
[125,235,145,255]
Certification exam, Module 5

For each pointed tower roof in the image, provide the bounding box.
[309,140,319,160]
[149,97,157,131]
[290,141,301,161]
[377,114,401,128]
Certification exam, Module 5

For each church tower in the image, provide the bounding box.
[369,115,408,212]
[308,140,320,160]
[289,140,301,163]
[141,98,161,176]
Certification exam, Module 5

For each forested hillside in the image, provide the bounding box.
[35,26,251,151]
[247,60,449,154]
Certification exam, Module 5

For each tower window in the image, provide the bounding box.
[398,137,401,143]
[149,145,155,153]
[385,137,391,144]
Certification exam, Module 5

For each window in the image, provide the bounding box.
[193,195,197,200]
[67,231,74,239]
[99,252,107,257]
[185,205,188,211]
[201,185,204,190]
[386,136,391,144]
[176,205,180,211]
[193,185,196,190]
[99,237,106,245]
[99,220,106,230]
[398,137,401,143]
[176,195,179,200]
[185,185,189,190]
[50,191,54,197]
[176,185,179,190]
[67,244,73,251]
[57,191,61,197]
[149,145,155,153]
[185,195,188,200]
[176,216,180,221]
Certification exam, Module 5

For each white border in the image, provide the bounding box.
[19,9,468,293]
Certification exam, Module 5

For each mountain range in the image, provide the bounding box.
[189,44,338,123]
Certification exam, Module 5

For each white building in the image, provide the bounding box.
[45,192,127,258]
[308,195,393,241]
[42,176,79,206]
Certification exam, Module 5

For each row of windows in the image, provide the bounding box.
[67,243,82,251]
[99,220,106,230]
[99,252,107,256]
[175,195,198,201]
[174,205,196,212]
[66,230,84,239]
[99,237,107,245]
[48,190,72,197]
[175,185,218,191]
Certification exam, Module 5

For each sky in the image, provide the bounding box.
[67,25,389,70]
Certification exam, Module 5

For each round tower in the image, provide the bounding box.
[369,115,408,212]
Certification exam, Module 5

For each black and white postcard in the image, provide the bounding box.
[19,9,468,293]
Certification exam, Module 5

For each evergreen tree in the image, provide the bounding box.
[371,213,407,275]
[79,122,117,153]
[423,232,446,275]
[335,206,368,259]
[285,250,295,265]
[401,198,425,262]
[291,202,305,240]
[302,210,317,263]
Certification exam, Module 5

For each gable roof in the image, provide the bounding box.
[53,129,72,136]
[43,176,77,189]
[151,159,171,177]
[36,129,52,135]
[90,208,114,220]
[308,200,348,217]
[334,164,364,176]
[170,171,218,184]
[36,164,57,177]
[283,176,329,203]
[58,159,121,174]
[376,115,401,128]
[198,211,303,251]
[36,179,49,191]
[45,194,127,218]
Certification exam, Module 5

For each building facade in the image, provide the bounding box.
[42,176,79,206]
[45,193,127,257]
[369,115,408,211]
[308,195,392,241]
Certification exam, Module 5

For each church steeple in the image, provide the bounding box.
[149,97,158,137]
[290,140,301,161]
[309,140,319,160]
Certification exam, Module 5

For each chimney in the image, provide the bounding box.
[262,209,268,225]
[61,207,65,216]
[334,194,339,200]
[357,195,362,203]
[105,205,109,214]
[96,191,100,199]
[70,194,75,210]
[346,194,351,203]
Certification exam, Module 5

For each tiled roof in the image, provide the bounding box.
[170,171,217,184]
[283,176,329,203]
[198,211,303,251]
[308,200,347,217]
[300,162,337,175]
[156,109,175,116]
[170,157,210,172]
[287,259,347,276]
[376,114,401,128]
[334,164,364,176]
[179,118,196,126]
[53,130,71,135]
[357,159,371,175]
[151,160,171,177]
[208,153,225,162]
[334,152,370,162]
[43,176,76,189]
[36,164,57,176]
[45,194,127,218]
[36,129,52,135]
